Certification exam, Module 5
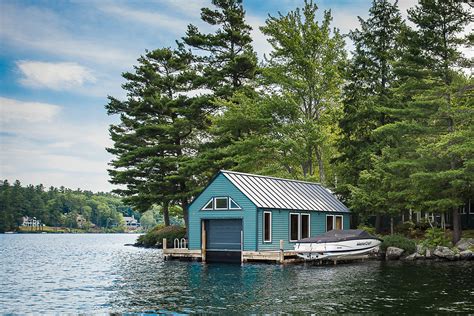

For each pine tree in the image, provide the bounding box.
[399,0,473,242]
[106,47,209,226]
[337,0,403,229]
[182,0,257,99]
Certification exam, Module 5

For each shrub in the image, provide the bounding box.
[395,221,416,238]
[380,234,416,254]
[136,225,186,248]
[421,227,451,248]
[357,224,376,236]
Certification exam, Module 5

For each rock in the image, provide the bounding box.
[386,247,404,260]
[414,252,425,260]
[403,253,417,261]
[425,248,433,259]
[455,238,474,251]
[459,250,473,260]
[433,246,455,260]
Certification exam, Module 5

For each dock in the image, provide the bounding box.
[162,238,304,263]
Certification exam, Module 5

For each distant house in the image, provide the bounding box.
[76,215,86,228]
[124,215,140,229]
[21,216,42,227]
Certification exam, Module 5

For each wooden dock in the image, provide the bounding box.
[162,238,303,263]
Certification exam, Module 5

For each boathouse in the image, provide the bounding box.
[186,170,350,262]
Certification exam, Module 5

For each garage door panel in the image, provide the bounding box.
[206,219,242,251]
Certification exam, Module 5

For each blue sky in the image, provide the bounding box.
[0,0,425,192]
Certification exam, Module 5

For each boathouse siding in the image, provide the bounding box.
[187,170,351,254]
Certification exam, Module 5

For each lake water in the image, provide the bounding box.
[1,234,473,314]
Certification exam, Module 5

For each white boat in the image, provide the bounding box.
[294,229,381,260]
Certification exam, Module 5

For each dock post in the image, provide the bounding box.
[279,240,284,263]
[163,238,167,260]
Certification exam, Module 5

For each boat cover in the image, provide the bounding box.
[297,229,379,243]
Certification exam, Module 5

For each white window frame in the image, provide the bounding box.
[229,197,242,210]
[202,198,213,210]
[263,211,272,243]
[326,214,334,231]
[300,213,311,239]
[214,197,229,210]
[460,206,466,215]
[289,213,300,242]
[326,214,344,231]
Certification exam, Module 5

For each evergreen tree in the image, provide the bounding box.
[337,0,403,229]
[106,47,209,226]
[182,0,257,99]
[400,0,473,242]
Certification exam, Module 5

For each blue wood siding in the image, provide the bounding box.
[257,209,351,251]
[188,173,258,251]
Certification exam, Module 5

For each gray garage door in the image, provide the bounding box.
[206,219,242,251]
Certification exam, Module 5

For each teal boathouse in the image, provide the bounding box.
[185,170,350,262]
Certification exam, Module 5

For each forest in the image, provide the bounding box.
[105,0,472,242]
[0,179,139,232]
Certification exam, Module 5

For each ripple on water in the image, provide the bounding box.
[1,234,474,314]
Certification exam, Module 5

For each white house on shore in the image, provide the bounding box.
[21,216,42,227]
[124,215,140,229]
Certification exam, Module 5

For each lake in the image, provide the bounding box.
[1,234,473,314]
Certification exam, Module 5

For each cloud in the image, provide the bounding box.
[0,97,114,192]
[17,61,96,90]
[0,97,61,123]
[0,3,135,69]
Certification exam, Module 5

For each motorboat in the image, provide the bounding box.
[294,229,381,260]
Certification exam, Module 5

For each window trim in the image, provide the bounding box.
[326,214,334,232]
[229,197,242,210]
[289,212,300,242]
[202,198,214,210]
[300,213,311,239]
[214,197,229,210]
[263,211,272,243]
[460,206,466,215]
[335,215,343,230]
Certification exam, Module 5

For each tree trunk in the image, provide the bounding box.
[375,214,382,234]
[390,217,394,235]
[315,145,325,184]
[182,198,189,238]
[162,201,170,226]
[452,207,461,244]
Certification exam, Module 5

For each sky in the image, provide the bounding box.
[0,0,455,192]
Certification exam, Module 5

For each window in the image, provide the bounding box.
[301,214,310,239]
[326,215,334,232]
[460,206,466,215]
[289,213,310,242]
[214,197,228,210]
[202,199,213,210]
[263,211,272,243]
[326,215,343,231]
[201,197,242,211]
[290,213,299,241]
[229,198,241,210]
[469,200,473,214]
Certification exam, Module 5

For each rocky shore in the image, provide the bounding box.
[382,238,474,261]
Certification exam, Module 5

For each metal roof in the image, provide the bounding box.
[221,170,349,213]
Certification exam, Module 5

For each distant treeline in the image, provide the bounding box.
[0,179,139,232]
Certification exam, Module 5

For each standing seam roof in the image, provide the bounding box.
[221,170,349,213]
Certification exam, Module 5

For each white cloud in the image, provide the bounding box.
[17,61,96,90]
[0,3,135,69]
[0,97,61,123]
[0,97,114,192]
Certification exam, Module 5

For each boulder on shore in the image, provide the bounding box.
[455,238,474,251]
[386,247,404,260]
[433,246,455,260]
[459,250,473,260]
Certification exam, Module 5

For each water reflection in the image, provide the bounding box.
[1,234,473,314]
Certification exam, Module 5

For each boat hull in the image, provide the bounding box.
[295,238,381,260]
